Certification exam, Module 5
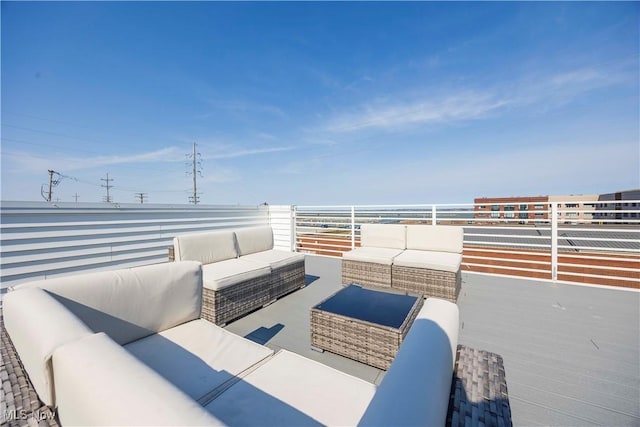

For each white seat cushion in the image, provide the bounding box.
[360,224,406,249]
[174,230,238,264]
[234,226,274,256]
[405,225,463,253]
[125,319,273,402]
[241,249,305,270]
[3,287,93,407]
[16,261,204,345]
[342,247,404,266]
[393,249,461,273]
[202,258,271,291]
[54,333,223,426]
[359,298,459,427]
[205,350,376,426]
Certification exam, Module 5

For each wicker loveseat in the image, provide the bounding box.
[342,224,463,302]
[1,261,511,426]
[172,226,305,325]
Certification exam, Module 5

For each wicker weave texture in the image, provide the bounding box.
[1,316,59,427]
[311,296,423,370]
[392,266,461,302]
[342,260,392,287]
[201,275,272,325]
[269,261,305,300]
[447,345,512,427]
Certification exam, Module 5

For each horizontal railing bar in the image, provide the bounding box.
[557,271,640,282]
[557,245,639,253]
[556,263,640,273]
[463,263,550,274]
[463,255,551,266]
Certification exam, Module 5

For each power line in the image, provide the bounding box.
[186,142,203,205]
[134,193,148,204]
[101,173,114,203]
[40,169,63,202]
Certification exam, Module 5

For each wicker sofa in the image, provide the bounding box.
[342,224,463,302]
[1,261,511,426]
[173,226,305,325]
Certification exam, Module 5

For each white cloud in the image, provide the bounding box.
[326,91,510,133]
[205,146,294,160]
[4,146,184,173]
[324,64,631,134]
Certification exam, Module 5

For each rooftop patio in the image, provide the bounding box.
[225,255,640,426]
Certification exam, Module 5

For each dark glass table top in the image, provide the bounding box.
[312,285,420,329]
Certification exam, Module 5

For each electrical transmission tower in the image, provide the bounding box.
[186,142,203,204]
[101,173,114,203]
[40,169,63,202]
[135,193,147,204]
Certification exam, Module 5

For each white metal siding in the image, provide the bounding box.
[269,205,294,251]
[0,201,269,288]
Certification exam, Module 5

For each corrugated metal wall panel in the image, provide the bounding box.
[0,201,269,288]
[269,205,294,251]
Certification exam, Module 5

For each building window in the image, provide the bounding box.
[519,204,528,210]
[518,212,528,219]
[535,212,544,217]
[566,212,578,217]
[565,203,579,208]
[534,204,545,209]
[505,212,515,219]
[491,205,500,211]
[504,205,515,211]
[490,212,500,218]
[479,205,486,209]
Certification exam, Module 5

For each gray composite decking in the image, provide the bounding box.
[225,255,640,426]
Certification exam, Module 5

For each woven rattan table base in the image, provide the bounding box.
[311,288,423,370]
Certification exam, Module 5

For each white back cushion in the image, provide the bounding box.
[358,298,459,427]
[360,224,406,249]
[174,229,238,264]
[405,225,464,253]
[16,261,203,345]
[234,226,274,256]
[3,287,92,407]
[53,333,223,426]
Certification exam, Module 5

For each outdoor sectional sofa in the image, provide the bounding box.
[1,261,511,426]
[342,224,463,302]
[172,226,305,325]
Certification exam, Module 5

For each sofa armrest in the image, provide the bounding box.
[358,298,459,427]
[53,333,223,426]
[3,287,93,407]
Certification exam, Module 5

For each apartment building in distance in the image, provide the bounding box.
[593,189,640,222]
[474,196,549,223]
[474,194,600,224]
[549,194,599,224]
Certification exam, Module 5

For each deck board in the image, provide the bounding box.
[225,255,640,426]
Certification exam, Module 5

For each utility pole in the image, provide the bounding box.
[101,173,114,203]
[186,142,202,205]
[41,169,62,202]
[135,193,147,204]
[73,193,80,203]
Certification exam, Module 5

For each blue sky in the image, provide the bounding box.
[2,2,638,205]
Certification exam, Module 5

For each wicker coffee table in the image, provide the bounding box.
[310,284,423,370]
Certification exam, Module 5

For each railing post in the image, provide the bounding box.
[432,205,437,225]
[551,203,558,281]
[291,205,297,252]
[351,206,356,249]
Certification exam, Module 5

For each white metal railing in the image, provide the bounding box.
[0,201,270,288]
[1,200,638,290]
[294,202,640,288]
